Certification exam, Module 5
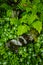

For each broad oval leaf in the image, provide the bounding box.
[32,21,42,33]
[17,25,30,35]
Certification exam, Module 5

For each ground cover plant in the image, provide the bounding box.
[0,0,43,65]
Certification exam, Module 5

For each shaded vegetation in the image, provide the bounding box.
[0,0,43,65]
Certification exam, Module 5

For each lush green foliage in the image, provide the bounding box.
[0,0,43,65]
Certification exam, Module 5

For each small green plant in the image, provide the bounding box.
[0,0,43,65]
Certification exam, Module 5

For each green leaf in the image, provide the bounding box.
[32,21,42,33]
[0,3,11,10]
[10,18,18,25]
[40,12,43,22]
[28,14,37,25]
[7,10,12,17]
[33,0,40,4]
[17,25,30,35]
[20,14,37,25]
[37,3,43,12]
[0,18,4,22]
[20,14,28,23]
[32,5,37,14]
